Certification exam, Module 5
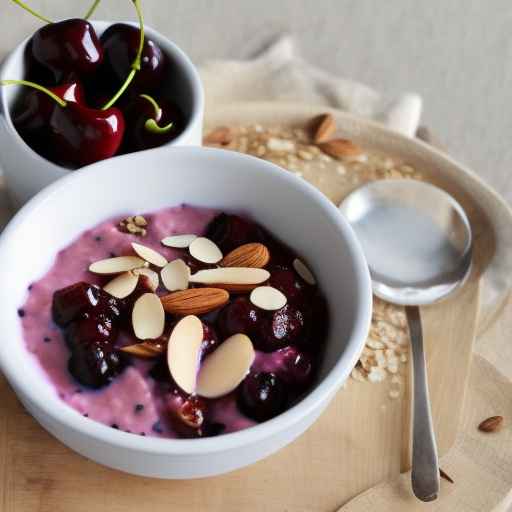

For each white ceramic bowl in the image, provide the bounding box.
[0,20,204,207]
[0,146,372,479]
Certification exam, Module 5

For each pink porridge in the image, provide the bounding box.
[20,206,328,438]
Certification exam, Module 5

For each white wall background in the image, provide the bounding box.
[1,0,511,204]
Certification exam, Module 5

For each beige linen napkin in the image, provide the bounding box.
[200,37,512,511]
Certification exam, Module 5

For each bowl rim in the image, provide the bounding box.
[0,146,372,454]
[0,19,204,173]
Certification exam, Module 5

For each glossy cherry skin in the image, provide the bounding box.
[254,304,305,352]
[238,372,288,422]
[52,281,101,327]
[31,19,103,84]
[49,103,125,168]
[68,341,126,389]
[13,82,84,157]
[218,297,260,339]
[64,310,119,351]
[205,214,265,253]
[100,23,166,93]
[279,346,314,388]
[121,96,185,152]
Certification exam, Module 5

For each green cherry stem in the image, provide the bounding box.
[10,0,53,23]
[84,0,101,20]
[101,0,145,110]
[0,80,66,107]
[139,94,173,134]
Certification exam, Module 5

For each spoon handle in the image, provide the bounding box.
[406,305,440,502]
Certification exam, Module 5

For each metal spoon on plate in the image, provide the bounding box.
[340,179,472,502]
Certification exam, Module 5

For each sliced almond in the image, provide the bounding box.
[189,237,223,264]
[103,271,139,299]
[133,267,159,291]
[161,234,197,248]
[312,113,336,143]
[293,258,316,285]
[167,315,204,394]
[131,242,167,267]
[161,259,190,292]
[318,138,363,159]
[196,334,255,399]
[121,340,165,358]
[132,293,165,340]
[220,243,270,268]
[190,267,269,285]
[161,288,229,316]
[209,282,264,293]
[89,256,145,275]
[250,286,287,311]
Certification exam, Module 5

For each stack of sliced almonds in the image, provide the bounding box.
[168,315,255,398]
[88,231,317,397]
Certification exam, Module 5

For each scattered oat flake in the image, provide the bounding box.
[266,138,295,152]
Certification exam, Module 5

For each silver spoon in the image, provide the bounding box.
[340,179,472,502]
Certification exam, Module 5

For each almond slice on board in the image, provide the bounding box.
[189,237,223,264]
[133,267,159,291]
[167,315,204,394]
[196,334,255,399]
[318,138,363,159]
[103,271,139,299]
[161,234,197,248]
[89,256,145,275]
[293,258,316,285]
[161,288,229,316]
[250,286,287,311]
[312,113,336,143]
[161,259,190,292]
[220,243,270,268]
[131,242,168,267]
[132,293,165,340]
[190,267,270,285]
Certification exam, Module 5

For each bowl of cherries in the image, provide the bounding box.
[0,0,204,206]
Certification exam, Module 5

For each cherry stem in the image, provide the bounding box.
[10,0,53,23]
[140,94,174,134]
[0,79,67,107]
[84,0,101,19]
[140,94,161,119]
[101,0,145,110]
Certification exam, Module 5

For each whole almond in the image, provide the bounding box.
[161,288,229,315]
[203,126,233,145]
[318,138,363,159]
[478,415,504,433]
[312,113,336,143]
[220,243,270,268]
[121,340,166,358]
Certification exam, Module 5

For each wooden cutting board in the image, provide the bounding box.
[0,104,489,511]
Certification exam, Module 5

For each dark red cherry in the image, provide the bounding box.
[176,396,207,430]
[52,282,101,326]
[238,372,288,422]
[68,341,126,389]
[217,297,260,339]
[279,346,314,388]
[269,268,309,306]
[254,304,305,352]
[100,23,166,93]
[13,82,84,157]
[31,19,103,84]
[121,95,185,152]
[48,103,125,168]
[205,214,265,253]
[64,311,118,351]
[201,322,219,359]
